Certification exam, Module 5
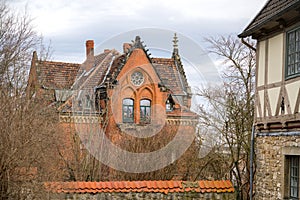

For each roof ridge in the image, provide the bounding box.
[40,60,80,65]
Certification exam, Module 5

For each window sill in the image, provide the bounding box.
[285,73,300,81]
[117,123,164,137]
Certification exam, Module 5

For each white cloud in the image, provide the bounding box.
[8,0,267,62]
[11,0,266,34]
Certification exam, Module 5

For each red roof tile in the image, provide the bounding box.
[38,61,80,89]
[152,58,187,95]
[44,180,234,194]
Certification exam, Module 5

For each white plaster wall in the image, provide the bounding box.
[268,87,281,116]
[257,41,266,87]
[285,81,300,113]
[258,90,264,117]
[268,34,283,84]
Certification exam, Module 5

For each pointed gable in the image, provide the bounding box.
[115,36,153,80]
[116,35,191,96]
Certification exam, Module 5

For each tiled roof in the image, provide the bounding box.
[72,50,120,90]
[35,39,188,96]
[36,50,120,91]
[57,50,123,111]
[239,0,300,37]
[44,180,234,194]
[38,61,80,89]
[152,58,186,95]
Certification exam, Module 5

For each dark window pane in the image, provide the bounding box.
[140,99,151,124]
[290,156,299,198]
[286,28,300,78]
[123,98,134,123]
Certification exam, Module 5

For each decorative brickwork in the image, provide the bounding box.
[27,35,199,182]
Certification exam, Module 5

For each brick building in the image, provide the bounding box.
[26,35,199,181]
[239,0,300,199]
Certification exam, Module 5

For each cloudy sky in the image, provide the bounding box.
[9,0,266,62]
[8,0,266,93]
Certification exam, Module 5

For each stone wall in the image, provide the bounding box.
[255,133,300,200]
[48,192,235,200]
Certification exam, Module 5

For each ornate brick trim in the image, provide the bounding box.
[166,119,198,126]
[59,115,102,123]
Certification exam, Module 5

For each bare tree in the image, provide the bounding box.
[58,119,200,182]
[0,1,58,199]
[196,35,255,200]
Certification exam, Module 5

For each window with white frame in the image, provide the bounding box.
[290,156,299,198]
[285,155,300,199]
[286,27,300,78]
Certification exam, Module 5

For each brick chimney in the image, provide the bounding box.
[86,40,94,58]
[123,43,131,54]
[85,40,94,71]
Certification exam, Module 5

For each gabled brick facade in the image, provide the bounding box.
[27,35,199,181]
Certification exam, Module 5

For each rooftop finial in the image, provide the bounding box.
[133,36,144,49]
[135,36,141,43]
[173,33,178,49]
[172,33,179,56]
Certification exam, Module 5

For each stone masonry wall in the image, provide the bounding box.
[255,134,300,200]
[48,192,235,200]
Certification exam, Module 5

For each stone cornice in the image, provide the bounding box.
[166,119,198,126]
[59,114,198,126]
[59,115,102,123]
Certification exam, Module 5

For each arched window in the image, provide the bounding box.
[123,98,134,123]
[140,99,151,124]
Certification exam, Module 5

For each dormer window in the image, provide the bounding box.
[286,27,300,79]
[78,100,82,108]
[85,95,91,109]
[166,97,175,112]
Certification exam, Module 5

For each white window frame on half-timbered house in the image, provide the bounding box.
[286,26,300,79]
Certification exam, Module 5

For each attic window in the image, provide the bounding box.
[166,98,174,112]
[85,95,91,109]
[78,100,82,108]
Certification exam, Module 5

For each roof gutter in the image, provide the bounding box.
[241,37,256,52]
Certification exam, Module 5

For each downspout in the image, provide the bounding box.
[241,37,256,52]
[249,125,255,200]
